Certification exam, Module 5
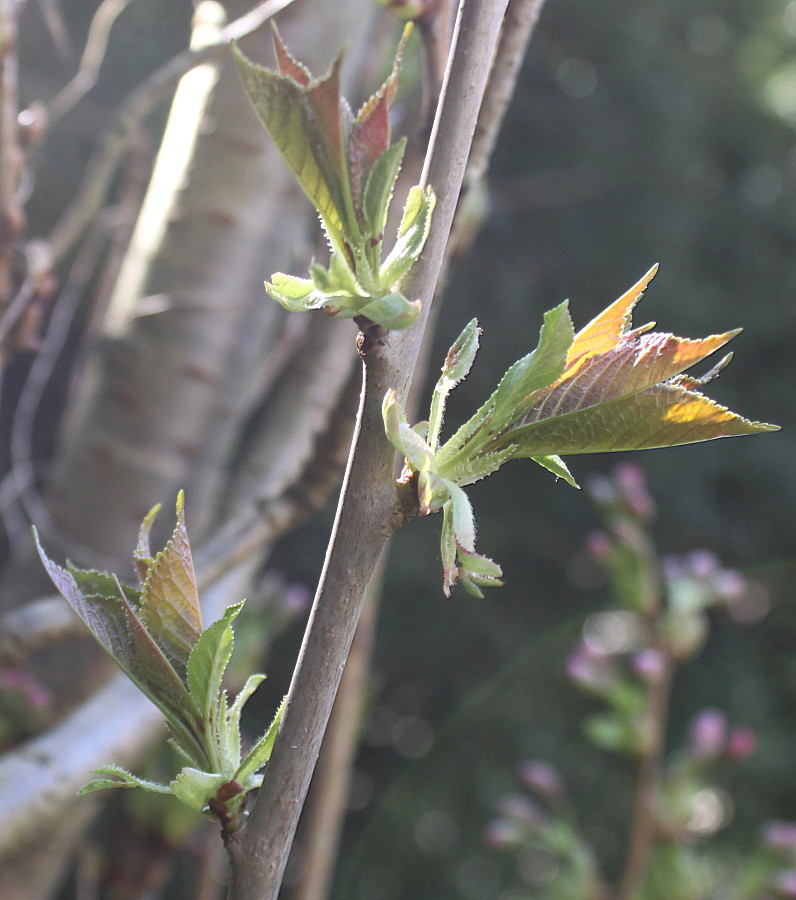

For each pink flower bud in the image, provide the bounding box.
[632,648,666,682]
[483,818,525,848]
[517,760,565,801]
[615,463,655,522]
[687,708,727,761]
[687,549,720,579]
[772,870,796,897]
[566,643,617,695]
[763,821,796,854]
[726,726,756,761]
[495,793,545,826]
[586,530,612,560]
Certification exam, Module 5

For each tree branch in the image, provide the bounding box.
[0,0,23,348]
[230,3,510,897]
[46,0,136,126]
[464,0,548,195]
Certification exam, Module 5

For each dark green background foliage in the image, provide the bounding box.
[12,0,796,897]
[279,2,796,897]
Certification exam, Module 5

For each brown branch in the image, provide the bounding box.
[46,0,136,126]
[229,3,510,897]
[46,0,298,266]
[464,0,548,195]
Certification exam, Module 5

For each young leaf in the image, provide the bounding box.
[170,768,227,812]
[446,481,476,553]
[490,300,574,424]
[231,42,349,251]
[78,765,171,796]
[428,319,482,451]
[234,696,286,785]
[361,138,407,237]
[440,504,458,597]
[358,292,420,330]
[226,673,267,771]
[134,503,160,582]
[531,454,579,488]
[379,185,436,289]
[139,492,202,672]
[186,602,245,736]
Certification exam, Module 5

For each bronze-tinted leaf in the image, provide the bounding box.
[139,493,202,672]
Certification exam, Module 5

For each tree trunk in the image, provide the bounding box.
[0,2,378,896]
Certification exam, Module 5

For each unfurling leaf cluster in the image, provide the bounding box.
[35,494,283,833]
[233,26,435,331]
[384,267,778,597]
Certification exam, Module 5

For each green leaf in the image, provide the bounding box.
[383,389,434,471]
[235,697,286,784]
[440,503,458,597]
[428,319,481,451]
[491,301,574,424]
[138,492,202,673]
[78,765,171,797]
[232,42,349,251]
[170,768,227,812]
[187,602,244,740]
[134,503,160,582]
[358,292,420,329]
[446,482,476,552]
[226,674,267,770]
[361,138,406,236]
[456,547,503,579]
[530,454,579,487]
[503,380,778,456]
[379,185,436,289]
[267,272,317,305]
[417,470,449,515]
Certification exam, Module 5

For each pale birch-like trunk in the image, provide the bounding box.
[0,1,378,895]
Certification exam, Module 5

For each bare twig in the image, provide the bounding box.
[47,0,136,126]
[0,0,23,336]
[226,3,510,897]
[417,0,455,129]
[465,0,548,193]
[47,0,297,266]
[35,0,74,62]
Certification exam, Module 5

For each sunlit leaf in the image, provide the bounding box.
[139,492,202,672]
[232,42,348,248]
[187,602,244,730]
[505,380,777,455]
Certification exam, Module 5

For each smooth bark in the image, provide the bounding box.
[227,3,510,897]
